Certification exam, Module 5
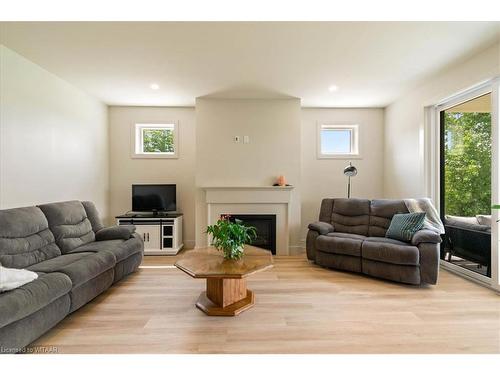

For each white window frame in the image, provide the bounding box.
[424,77,500,291]
[131,122,179,159]
[316,123,360,159]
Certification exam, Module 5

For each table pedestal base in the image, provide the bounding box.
[196,278,255,316]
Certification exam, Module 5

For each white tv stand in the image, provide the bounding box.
[116,213,183,255]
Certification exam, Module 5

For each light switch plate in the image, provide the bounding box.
[243,135,250,144]
[234,136,240,143]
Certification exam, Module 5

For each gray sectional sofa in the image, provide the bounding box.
[0,200,144,353]
[306,198,442,285]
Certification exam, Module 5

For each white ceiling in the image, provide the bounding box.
[1,22,499,107]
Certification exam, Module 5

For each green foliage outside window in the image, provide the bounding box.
[142,128,174,153]
[444,112,491,217]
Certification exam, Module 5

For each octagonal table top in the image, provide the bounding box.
[175,245,273,279]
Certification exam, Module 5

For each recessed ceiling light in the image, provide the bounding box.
[150,83,160,90]
[328,85,339,92]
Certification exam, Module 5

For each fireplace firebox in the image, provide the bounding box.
[225,214,276,255]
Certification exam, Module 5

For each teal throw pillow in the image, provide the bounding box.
[386,212,426,242]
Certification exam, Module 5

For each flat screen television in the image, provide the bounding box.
[132,184,176,212]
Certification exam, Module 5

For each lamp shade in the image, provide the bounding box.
[343,162,357,177]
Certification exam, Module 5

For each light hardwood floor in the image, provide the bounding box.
[30,251,500,354]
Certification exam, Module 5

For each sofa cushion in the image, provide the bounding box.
[0,272,71,329]
[318,199,335,223]
[82,201,105,233]
[38,201,95,253]
[369,199,409,237]
[71,240,124,253]
[71,234,143,263]
[364,236,409,246]
[331,198,370,236]
[386,212,426,242]
[0,206,62,268]
[326,232,367,241]
[362,239,420,265]
[316,234,363,257]
[28,251,116,288]
[28,252,93,273]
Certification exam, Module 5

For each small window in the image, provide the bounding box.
[317,124,359,158]
[132,123,178,158]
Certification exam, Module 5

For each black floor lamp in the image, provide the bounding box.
[343,162,357,198]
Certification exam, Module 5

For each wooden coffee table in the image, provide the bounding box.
[175,246,273,316]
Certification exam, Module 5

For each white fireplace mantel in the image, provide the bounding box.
[203,186,294,190]
[203,186,293,204]
[202,186,294,255]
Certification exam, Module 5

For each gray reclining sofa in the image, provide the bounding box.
[0,200,143,353]
[306,198,442,285]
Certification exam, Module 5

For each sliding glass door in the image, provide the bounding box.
[439,91,493,282]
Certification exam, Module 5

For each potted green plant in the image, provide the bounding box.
[206,215,257,260]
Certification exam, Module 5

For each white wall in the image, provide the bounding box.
[384,42,500,199]
[195,98,302,249]
[0,45,384,254]
[0,46,109,219]
[108,103,386,251]
[108,106,196,247]
[301,108,385,242]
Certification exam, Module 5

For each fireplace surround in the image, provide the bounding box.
[202,186,293,255]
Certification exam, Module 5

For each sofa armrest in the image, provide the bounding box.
[308,221,334,235]
[306,230,319,262]
[411,229,442,246]
[95,225,136,241]
[418,242,440,284]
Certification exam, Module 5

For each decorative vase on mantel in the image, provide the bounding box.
[277,175,286,186]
